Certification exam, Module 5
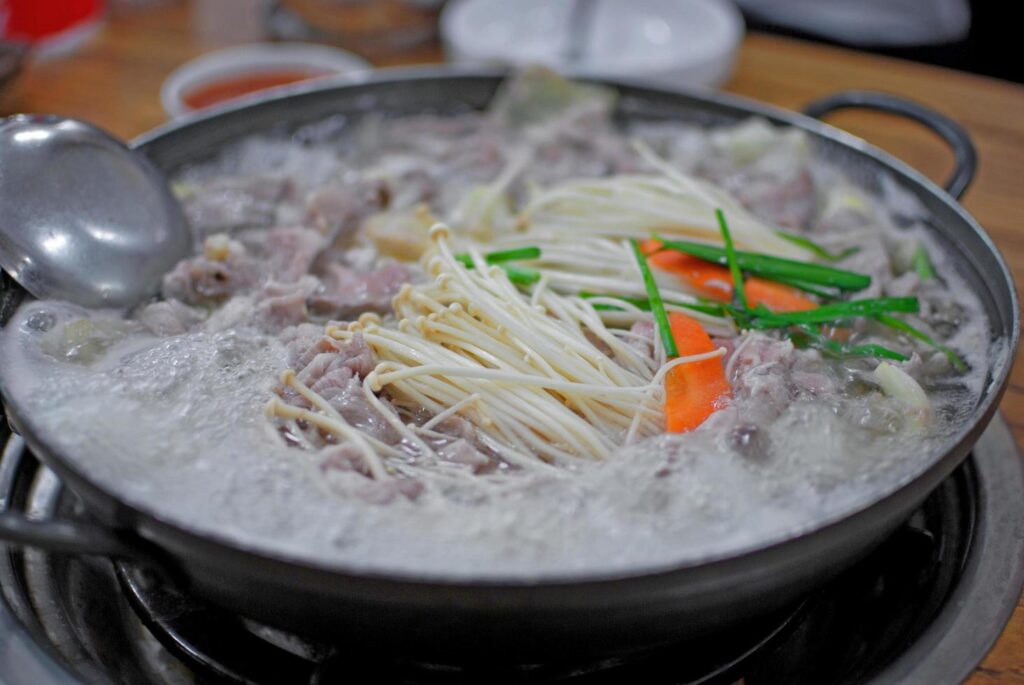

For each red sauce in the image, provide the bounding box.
[182,70,326,110]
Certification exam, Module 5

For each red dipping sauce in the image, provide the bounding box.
[182,70,326,110]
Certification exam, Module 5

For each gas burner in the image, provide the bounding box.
[2,419,1023,684]
[115,561,805,684]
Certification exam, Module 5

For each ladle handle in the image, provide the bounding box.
[803,90,978,200]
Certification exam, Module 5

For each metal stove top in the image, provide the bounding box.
[2,417,1023,685]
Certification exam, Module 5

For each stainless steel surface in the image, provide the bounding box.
[0,115,190,309]
[3,415,1022,683]
[564,0,597,64]
[0,70,1017,663]
[876,417,1024,684]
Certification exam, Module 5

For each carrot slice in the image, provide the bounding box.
[664,312,731,433]
[744,278,818,312]
[641,239,817,313]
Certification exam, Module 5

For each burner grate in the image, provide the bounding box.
[117,558,806,685]
[2,419,1023,685]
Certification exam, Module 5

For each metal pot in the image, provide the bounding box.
[0,68,1017,664]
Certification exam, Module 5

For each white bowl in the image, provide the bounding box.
[160,42,370,119]
[441,0,744,90]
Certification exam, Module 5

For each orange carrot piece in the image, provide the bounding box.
[641,239,817,313]
[744,278,818,312]
[664,312,731,433]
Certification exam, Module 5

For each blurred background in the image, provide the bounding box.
[0,0,1016,127]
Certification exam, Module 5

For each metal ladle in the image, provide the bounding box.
[0,115,191,309]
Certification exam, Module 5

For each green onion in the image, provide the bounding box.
[500,265,541,285]
[763,274,841,300]
[454,246,542,286]
[793,325,909,362]
[716,209,748,310]
[578,292,727,317]
[912,245,937,282]
[775,230,860,262]
[653,235,871,292]
[592,290,919,336]
[846,344,911,362]
[875,314,966,372]
[629,239,678,357]
[454,246,541,268]
[745,296,919,329]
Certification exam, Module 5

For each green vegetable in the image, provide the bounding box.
[716,209,748,310]
[455,246,541,266]
[578,292,728,317]
[502,265,542,285]
[762,274,841,299]
[874,361,932,425]
[775,229,860,262]
[792,325,909,362]
[912,245,937,282]
[455,246,542,286]
[745,296,919,329]
[629,239,678,357]
[875,313,966,372]
[653,235,871,292]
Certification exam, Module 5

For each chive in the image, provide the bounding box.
[672,302,731,317]
[875,313,966,372]
[763,274,841,300]
[454,247,541,286]
[716,209,748,310]
[454,246,541,268]
[793,324,909,362]
[845,344,911,362]
[578,292,728,317]
[912,245,937,282]
[629,239,678,357]
[479,246,541,263]
[653,235,871,292]
[745,296,919,329]
[775,230,860,262]
[646,295,917,330]
[501,265,541,285]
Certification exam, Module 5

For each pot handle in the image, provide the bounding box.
[0,432,179,579]
[802,90,977,200]
[0,512,145,558]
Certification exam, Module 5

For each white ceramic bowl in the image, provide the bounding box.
[441,0,744,90]
[160,42,370,118]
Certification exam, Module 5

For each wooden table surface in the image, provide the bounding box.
[3,2,1023,682]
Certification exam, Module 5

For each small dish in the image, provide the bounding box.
[160,42,370,118]
[440,0,744,90]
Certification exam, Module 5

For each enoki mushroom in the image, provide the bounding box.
[296,224,725,472]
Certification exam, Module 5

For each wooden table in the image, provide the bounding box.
[3,3,1023,682]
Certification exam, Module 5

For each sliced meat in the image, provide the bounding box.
[161,237,263,305]
[733,168,817,230]
[292,332,375,384]
[308,262,410,319]
[437,438,491,471]
[306,178,389,245]
[279,323,326,363]
[274,330,391,443]
[264,227,326,283]
[181,176,292,239]
[256,277,319,329]
[838,238,891,300]
[309,371,399,444]
[727,333,836,424]
[625,320,655,359]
